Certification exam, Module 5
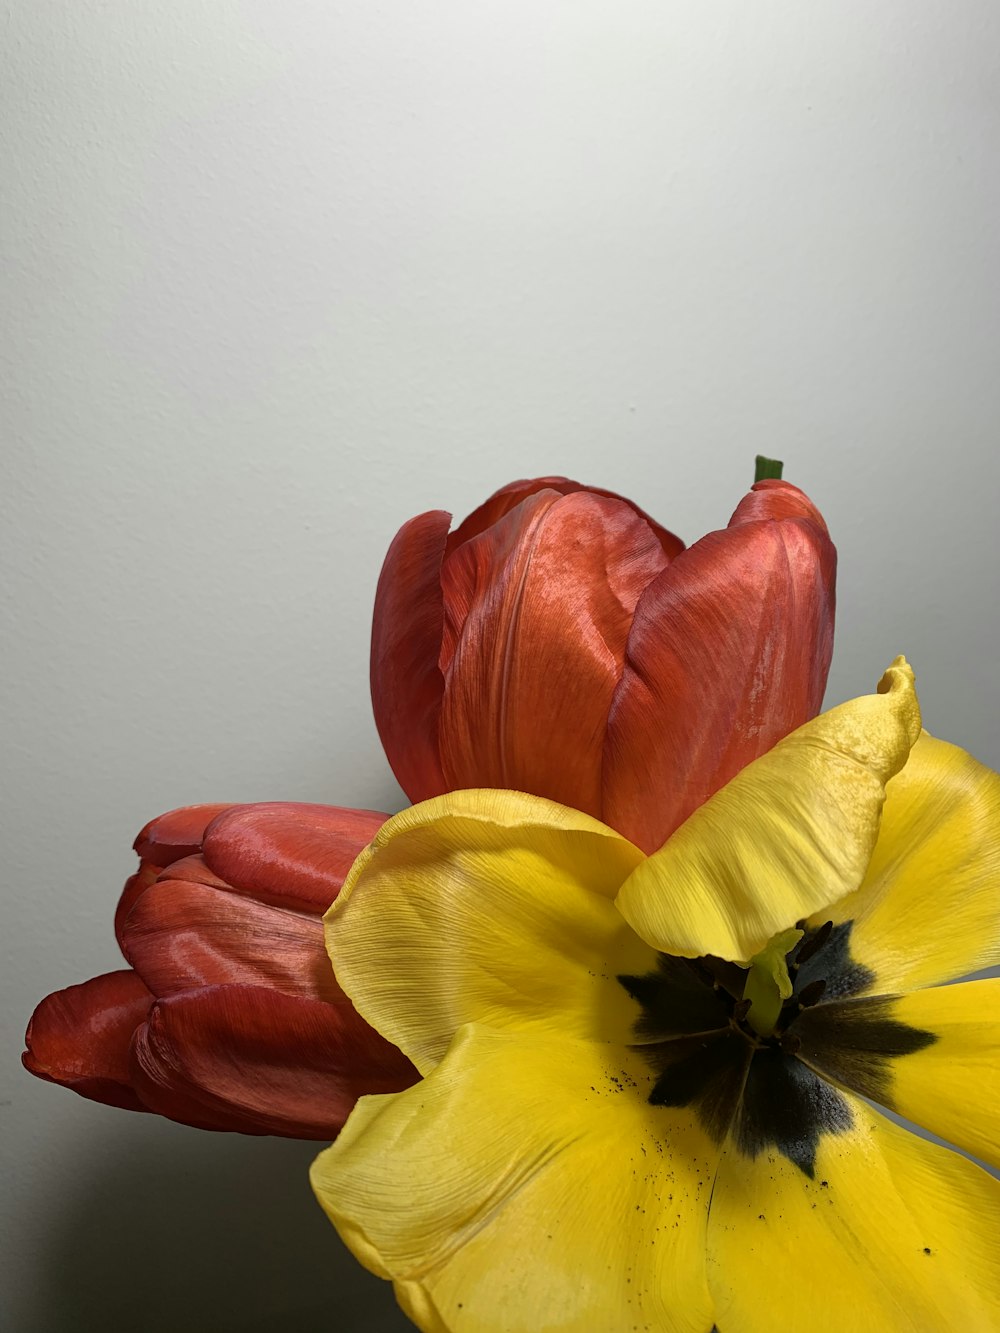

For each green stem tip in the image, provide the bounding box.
[754,455,784,483]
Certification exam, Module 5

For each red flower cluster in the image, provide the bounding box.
[24,474,835,1138]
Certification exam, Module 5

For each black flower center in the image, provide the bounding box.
[618,920,936,1177]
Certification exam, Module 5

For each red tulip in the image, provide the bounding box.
[23,802,417,1138]
[372,475,836,853]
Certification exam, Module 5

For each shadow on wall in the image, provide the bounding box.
[21,1118,411,1333]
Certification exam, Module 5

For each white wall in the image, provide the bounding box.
[3,4,998,1330]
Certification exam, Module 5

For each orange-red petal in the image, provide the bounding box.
[444,475,684,561]
[120,878,343,1003]
[372,481,684,807]
[23,970,154,1112]
[133,803,234,867]
[129,985,418,1139]
[603,480,836,851]
[370,509,452,802]
[437,489,676,816]
[113,863,159,954]
[200,802,388,914]
[153,853,230,889]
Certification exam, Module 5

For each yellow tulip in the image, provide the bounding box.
[312,658,1000,1332]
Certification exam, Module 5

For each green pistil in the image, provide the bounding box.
[744,928,804,1036]
[754,455,784,482]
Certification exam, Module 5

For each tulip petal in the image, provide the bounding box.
[113,863,159,954]
[796,981,1000,1173]
[327,789,650,1075]
[728,475,835,526]
[371,508,451,801]
[616,659,921,963]
[604,480,836,851]
[707,1093,1000,1331]
[120,879,343,1003]
[201,802,388,914]
[811,731,1000,990]
[438,490,676,816]
[130,985,417,1139]
[311,1026,717,1333]
[23,970,153,1112]
[445,477,573,551]
[445,475,684,561]
[153,853,230,888]
[133,803,234,867]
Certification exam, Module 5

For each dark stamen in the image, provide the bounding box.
[796,978,828,1008]
[793,920,833,967]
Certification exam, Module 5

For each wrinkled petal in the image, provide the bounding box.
[796,982,1000,1173]
[133,803,234,867]
[121,879,343,1003]
[813,732,1000,990]
[311,1026,716,1333]
[371,509,451,801]
[444,477,575,552]
[201,802,388,914]
[438,491,675,816]
[616,659,921,963]
[130,985,417,1139]
[707,1093,1000,1331]
[327,790,649,1075]
[604,480,836,852]
[445,475,684,561]
[23,970,153,1112]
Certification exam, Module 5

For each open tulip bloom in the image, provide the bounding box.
[312,659,1000,1332]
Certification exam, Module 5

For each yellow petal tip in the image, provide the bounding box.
[876,655,921,750]
[615,658,925,963]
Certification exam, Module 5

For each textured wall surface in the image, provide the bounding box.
[3,3,999,1330]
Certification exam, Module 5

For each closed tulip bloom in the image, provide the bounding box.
[372,475,836,852]
[23,802,417,1137]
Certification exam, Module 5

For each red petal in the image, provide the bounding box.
[438,490,674,815]
[23,970,153,1112]
[603,481,836,851]
[200,802,387,914]
[130,985,418,1139]
[120,879,343,1003]
[446,476,684,560]
[133,803,235,867]
[370,509,451,801]
[154,854,230,889]
[728,477,832,530]
[444,477,577,553]
[114,863,159,955]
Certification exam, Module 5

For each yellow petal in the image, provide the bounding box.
[708,1092,1000,1331]
[325,789,651,1074]
[791,982,1000,1172]
[311,1026,717,1333]
[888,981,1000,1172]
[616,657,921,963]
[810,731,1000,990]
